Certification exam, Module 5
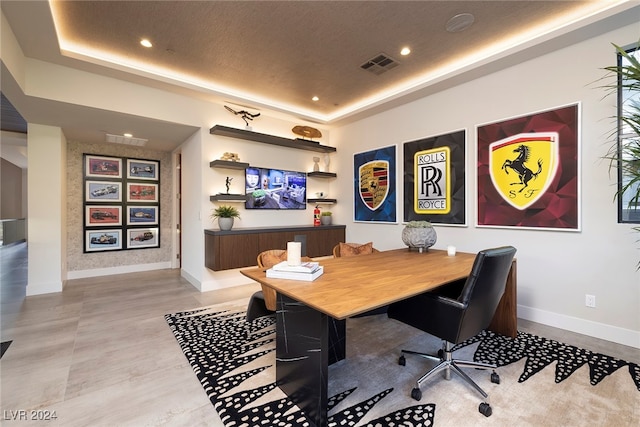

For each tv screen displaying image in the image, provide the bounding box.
[245,167,307,210]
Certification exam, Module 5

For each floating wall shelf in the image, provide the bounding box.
[209,159,250,170]
[210,125,336,153]
[307,171,336,178]
[210,194,247,202]
[308,198,337,204]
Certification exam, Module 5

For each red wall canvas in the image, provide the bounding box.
[476,103,580,230]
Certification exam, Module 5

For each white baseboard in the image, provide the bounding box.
[26,280,63,295]
[518,305,640,349]
[180,269,201,291]
[199,268,256,292]
[67,262,172,280]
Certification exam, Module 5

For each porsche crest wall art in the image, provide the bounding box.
[403,129,466,225]
[476,103,580,230]
[83,154,160,252]
[353,145,397,223]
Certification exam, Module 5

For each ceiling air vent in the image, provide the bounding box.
[360,53,399,75]
[106,133,148,146]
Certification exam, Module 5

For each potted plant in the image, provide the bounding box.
[603,42,640,267]
[320,211,332,225]
[401,220,437,253]
[211,205,241,231]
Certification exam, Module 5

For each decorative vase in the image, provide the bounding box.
[401,222,437,253]
[320,216,332,226]
[218,217,234,231]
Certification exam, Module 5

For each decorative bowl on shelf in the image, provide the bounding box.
[292,125,322,140]
[315,192,326,199]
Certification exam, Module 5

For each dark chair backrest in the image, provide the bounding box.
[457,246,516,341]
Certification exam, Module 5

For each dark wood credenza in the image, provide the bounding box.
[204,225,346,271]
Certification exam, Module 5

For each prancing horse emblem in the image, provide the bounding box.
[489,132,558,210]
[502,144,543,193]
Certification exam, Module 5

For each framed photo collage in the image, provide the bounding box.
[83,154,160,253]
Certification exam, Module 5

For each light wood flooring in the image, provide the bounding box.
[1,242,638,426]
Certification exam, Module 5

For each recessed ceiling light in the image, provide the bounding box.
[400,47,411,56]
[446,13,475,33]
[140,39,153,48]
[312,96,319,102]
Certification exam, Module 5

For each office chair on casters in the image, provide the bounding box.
[387,246,516,417]
[246,249,312,322]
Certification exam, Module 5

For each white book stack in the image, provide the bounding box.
[266,261,324,281]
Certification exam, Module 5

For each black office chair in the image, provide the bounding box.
[387,246,516,417]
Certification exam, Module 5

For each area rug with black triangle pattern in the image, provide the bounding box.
[165,304,639,426]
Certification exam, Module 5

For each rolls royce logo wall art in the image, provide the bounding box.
[353,145,397,223]
[477,103,579,230]
[402,129,466,225]
[414,146,451,215]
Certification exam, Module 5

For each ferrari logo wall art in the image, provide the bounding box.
[477,103,580,230]
[354,145,397,223]
[489,133,559,210]
[359,160,389,210]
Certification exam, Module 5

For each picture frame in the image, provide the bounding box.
[127,183,158,203]
[85,229,122,252]
[353,145,397,223]
[127,158,159,181]
[127,206,158,225]
[403,129,467,225]
[86,180,122,202]
[82,154,161,253]
[85,205,122,227]
[476,102,580,231]
[127,227,159,249]
[85,155,122,179]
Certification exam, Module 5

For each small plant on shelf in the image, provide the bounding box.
[320,210,332,225]
[211,205,241,219]
[211,205,241,231]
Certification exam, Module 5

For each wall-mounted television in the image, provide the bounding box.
[245,167,307,210]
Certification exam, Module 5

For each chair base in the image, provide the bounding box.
[398,341,500,417]
[246,291,273,322]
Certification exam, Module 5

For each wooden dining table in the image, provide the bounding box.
[240,248,517,427]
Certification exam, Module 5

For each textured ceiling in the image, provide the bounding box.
[48,0,596,118]
[1,0,638,157]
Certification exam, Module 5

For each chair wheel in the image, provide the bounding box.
[411,387,422,401]
[398,355,406,366]
[479,402,492,417]
[491,372,500,384]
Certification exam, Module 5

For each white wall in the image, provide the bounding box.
[27,124,66,295]
[332,23,640,348]
[184,115,333,292]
